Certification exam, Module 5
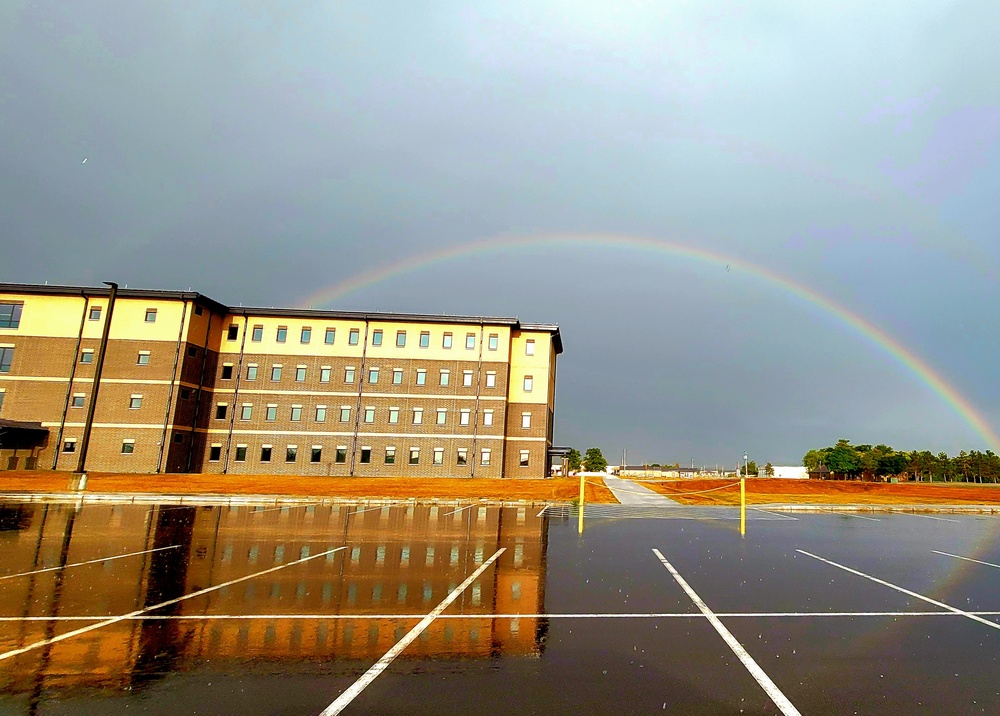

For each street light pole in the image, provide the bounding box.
[743,451,748,478]
[74,282,118,488]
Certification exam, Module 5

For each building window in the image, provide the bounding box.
[393,368,403,385]
[215,404,228,420]
[466,333,475,350]
[173,433,184,443]
[443,332,453,349]
[368,367,379,384]
[481,449,491,466]
[463,370,473,387]
[483,409,493,426]
[290,405,302,422]
[0,302,23,329]
[311,446,322,463]
[419,331,430,348]
[486,371,496,388]
[415,369,426,386]
[193,305,203,316]
[271,365,282,381]
[0,346,13,373]
[519,450,530,467]
[522,412,531,428]
[433,448,444,465]
[364,407,375,423]
[260,446,272,462]
[119,439,135,454]
[80,349,94,364]
[62,439,77,453]
[221,363,233,379]
[144,308,157,323]
[71,394,85,408]
[235,445,248,462]
[137,351,152,366]
[349,329,359,345]
[340,407,351,422]
[385,447,396,464]
[388,407,399,424]
[460,409,470,426]
[266,405,277,421]
[252,325,263,342]
[325,327,335,344]
[227,324,239,341]
[187,346,197,357]
[180,387,192,399]
[315,405,327,422]
[436,408,446,425]
[241,404,253,420]
[301,327,312,343]
[246,364,258,380]
[345,367,355,383]
[129,395,143,409]
[525,339,535,356]
[88,306,102,321]
[523,375,533,392]
[210,445,222,461]
[409,448,419,465]
[412,407,423,425]
[276,326,287,342]
[394,330,405,347]
[360,447,371,464]
[488,333,498,351]
[336,447,347,463]
[320,367,331,383]
[457,449,468,466]
[295,366,307,382]
[372,329,383,346]
[439,370,449,386]
[286,446,298,462]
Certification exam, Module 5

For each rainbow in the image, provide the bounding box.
[299,233,1000,452]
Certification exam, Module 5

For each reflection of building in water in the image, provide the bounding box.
[0,501,547,699]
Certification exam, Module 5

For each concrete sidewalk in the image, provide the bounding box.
[601,475,681,506]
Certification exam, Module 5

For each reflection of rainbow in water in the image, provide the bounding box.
[299,233,1000,453]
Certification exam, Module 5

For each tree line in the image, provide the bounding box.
[803,439,1000,482]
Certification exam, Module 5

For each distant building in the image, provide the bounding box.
[0,283,562,477]
[771,465,808,479]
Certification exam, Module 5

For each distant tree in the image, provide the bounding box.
[764,462,774,477]
[567,448,582,472]
[582,447,608,473]
[741,460,759,476]
[825,439,861,476]
[802,449,825,471]
[649,463,661,469]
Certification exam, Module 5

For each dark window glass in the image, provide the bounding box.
[209,445,222,461]
[0,303,23,329]
[80,351,94,364]
[311,447,322,463]
[286,446,297,462]
[360,448,371,464]
[336,448,347,463]
[260,446,272,462]
[227,324,239,340]
[215,404,227,420]
[235,446,247,462]
[88,306,101,321]
[2,345,18,372]
[145,309,157,323]
[221,365,233,379]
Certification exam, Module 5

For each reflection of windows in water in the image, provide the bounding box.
[351,547,361,563]
[245,583,255,599]
[510,618,520,635]
[400,546,410,566]
[238,626,249,646]
[469,627,480,642]
[423,582,432,603]
[265,624,276,645]
[376,545,385,564]
[368,624,379,644]
[247,545,259,563]
[472,583,482,606]
[290,624,302,650]
[270,583,280,598]
[515,543,524,566]
[326,548,337,563]
[450,546,460,565]
[317,622,328,645]
[371,584,382,603]
[347,584,357,605]
[322,583,333,604]
[300,545,310,559]
[511,581,521,601]
[296,583,306,600]
[397,583,407,603]
[444,626,454,642]
[475,545,484,564]
[342,624,354,645]
[395,625,407,641]
[425,547,434,566]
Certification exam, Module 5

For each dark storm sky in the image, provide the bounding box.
[3,1,999,466]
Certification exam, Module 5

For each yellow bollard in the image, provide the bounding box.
[578,473,586,534]
[740,477,746,536]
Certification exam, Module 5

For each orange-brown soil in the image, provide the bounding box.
[0,471,617,504]
[641,478,1000,505]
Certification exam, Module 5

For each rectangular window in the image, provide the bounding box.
[120,439,135,455]
[419,331,430,348]
[295,366,306,382]
[80,349,94,364]
[260,445,272,462]
[415,369,426,386]
[384,447,396,464]
[345,367,355,383]
[235,445,248,462]
[324,327,335,344]
[372,329,383,346]
[488,333,498,351]
[286,446,298,462]
[209,444,222,461]
[349,329,359,345]
[194,305,203,316]
[72,394,85,408]
[180,387,192,399]
[0,346,13,373]
[246,364,258,380]
[396,330,406,347]
[252,325,263,342]
[301,327,312,343]
[457,449,468,466]
[187,346,197,357]
[388,407,399,424]
[481,449,491,467]
[336,446,347,463]
[241,404,253,420]
[320,367,331,383]
[440,370,450,386]
[368,367,379,384]
[63,439,77,453]
[522,412,531,428]
[483,409,493,426]
[315,405,327,422]
[486,371,496,388]
[276,326,287,342]
[144,308,157,323]
[523,375,533,392]
[525,339,535,355]
[215,403,228,420]
[311,446,322,463]
[129,395,143,409]
[436,408,446,425]
[409,448,419,465]
[433,448,444,465]
[460,409,470,426]
[173,433,183,443]
[412,407,423,424]
[393,368,403,384]
[221,363,233,379]
[442,332,453,349]
[266,405,277,421]
[340,407,351,422]
[227,324,239,341]
[0,303,23,329]
[290,405,302,421]
[89,306,102,321]
[519,450,530,467]
[364,407,375,423]
[271,365,282,381]
[357,447,371,464]
[466,333,475,350]
[463,370,473,387]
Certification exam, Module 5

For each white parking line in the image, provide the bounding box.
[536,505,548,518]
[932,550,1000,570]
[796,549,1000,632]
[898,512,960,523]
[441,504,476,516]
[752,508,798,521]
[652,549,802,716]
[0,546,348,662]
[320,548,505,715]
[351,503,395,516]
[829,512,881,521]
[0,545,181,581]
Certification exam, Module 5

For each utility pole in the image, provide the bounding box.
[74,282,118,489]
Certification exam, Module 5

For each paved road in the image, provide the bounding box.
[602,475,682,506]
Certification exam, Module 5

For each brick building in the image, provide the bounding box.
[0,283,561,477]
